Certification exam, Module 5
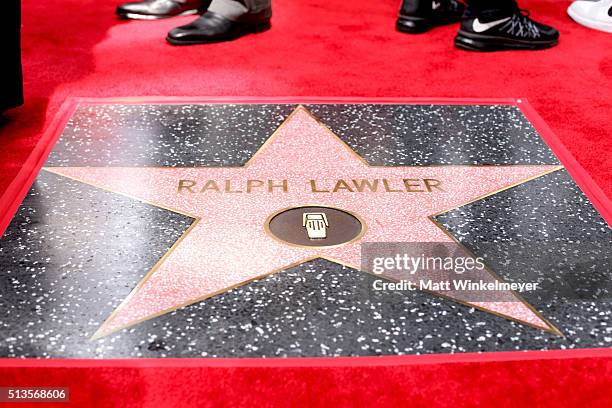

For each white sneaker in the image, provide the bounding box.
[568,0,612,33]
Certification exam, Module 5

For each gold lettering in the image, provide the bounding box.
[310,180,329,193]
[403,179,424,192]
[177,179,196,193]
[383,179,402,192]
[224,180,242,193]
[333,179,354,193]
[200,180,220,192]
[268,180,288,192]
[179,178,443,194]
[352,179,379,192]
[424,178,443,192]
[246,179,264,193]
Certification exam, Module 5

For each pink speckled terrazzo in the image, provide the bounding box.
[46,107,561,337]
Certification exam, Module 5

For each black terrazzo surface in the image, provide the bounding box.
[306,104,559,165]
[435,169,612,349]
[46,104,297,167]
[0,103,609,358]
[47,103,559,167]
[0,171,194,358]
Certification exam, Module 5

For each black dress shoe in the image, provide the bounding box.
[397,0,465,33]
[116,0,206,20]
[166,10,271,45]
[454,8,559,51]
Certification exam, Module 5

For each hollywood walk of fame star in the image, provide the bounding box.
[44,106,563,339]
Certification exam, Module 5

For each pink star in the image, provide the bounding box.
[45,106,563,338]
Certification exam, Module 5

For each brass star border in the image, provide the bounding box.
[43,105,564,339]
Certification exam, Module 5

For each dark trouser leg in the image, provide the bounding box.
[208,0,271,21]
[465,0,518,20]
[1,0,23,112]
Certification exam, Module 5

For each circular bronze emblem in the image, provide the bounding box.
[265,206,365,248]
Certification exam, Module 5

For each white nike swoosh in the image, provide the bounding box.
[472,17,511,33]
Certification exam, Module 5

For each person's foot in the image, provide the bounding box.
[568,0,612,33]
[166,10,271,45]
[454,7,559,51]
[396,0,465,33]
[116,0,205,20]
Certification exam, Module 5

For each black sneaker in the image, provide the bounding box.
[396,0,465,33]
[454,8,559,51]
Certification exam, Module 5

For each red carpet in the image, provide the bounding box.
[1,0,611,406]
[1,352,612,407]
[2,0,612,198]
